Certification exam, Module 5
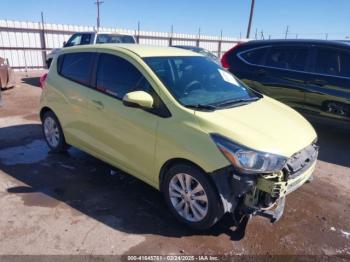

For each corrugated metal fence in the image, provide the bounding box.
[0,19,241,69]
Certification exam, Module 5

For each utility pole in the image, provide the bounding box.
[260,30,264,40]
[246,0,255,39]
[95,0,104,31]
[40,11,47,69]
[284,25,289,39]
[196,27,201,47]
[137,21,140,43]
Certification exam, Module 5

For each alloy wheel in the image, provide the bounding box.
[43,116,60,148]
[169,173,209,222]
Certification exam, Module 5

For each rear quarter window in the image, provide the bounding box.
[239,47,268,65]
[59,52,94,86]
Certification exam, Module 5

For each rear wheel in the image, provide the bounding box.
[42,111,68,152]
[162,163,223,230]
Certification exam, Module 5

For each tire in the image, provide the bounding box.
[42,111,68,153]
[162,163,224,230]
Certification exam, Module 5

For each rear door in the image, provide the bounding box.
[250,45,311,110]
[55,52,96,149]
[304,46,350,124]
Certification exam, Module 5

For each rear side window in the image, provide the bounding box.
[315,47,350,78]
[96,54,144,98]
[59,52,94,86]
[265,46,308,71]
[240,47,268,65]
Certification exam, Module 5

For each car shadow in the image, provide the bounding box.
[0,124,249,241]
[0,123,348,241]
[21,76,41,87]
[313,123,350,168]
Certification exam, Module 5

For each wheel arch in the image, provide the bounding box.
[159,158,217,193]
[39,106,54,121]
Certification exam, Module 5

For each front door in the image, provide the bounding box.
[84,52,160,183]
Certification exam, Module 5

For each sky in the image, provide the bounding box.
[0,0,349,39]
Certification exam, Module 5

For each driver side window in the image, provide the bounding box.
[95,53,151,99]
[66,34,82,47]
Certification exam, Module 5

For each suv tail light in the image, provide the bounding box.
[221,43,242,69]
[39,73,48,89]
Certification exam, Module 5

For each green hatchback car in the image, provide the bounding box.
[40,44,318,230]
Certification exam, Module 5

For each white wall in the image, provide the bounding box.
[0,19,243,68]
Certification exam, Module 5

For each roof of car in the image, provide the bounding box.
[241,39,350,48]
[65,44,202,57]
[172,45,205,51]
[72,31,134,36]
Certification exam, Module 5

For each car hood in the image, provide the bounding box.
[194,96,317,157]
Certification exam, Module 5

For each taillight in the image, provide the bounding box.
[40,73,48,89]
[221,43,242,69]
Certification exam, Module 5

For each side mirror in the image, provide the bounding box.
[63,41,67,47]
[123,91,154,109]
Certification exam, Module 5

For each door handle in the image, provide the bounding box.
[254,69,266,77]
[91,99,104,109]
[309,79,327,86]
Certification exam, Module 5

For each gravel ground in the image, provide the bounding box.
[0,71,349,258]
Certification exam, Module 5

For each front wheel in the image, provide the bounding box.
[162,163,223,230]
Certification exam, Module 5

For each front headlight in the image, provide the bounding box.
[211,134,287,174]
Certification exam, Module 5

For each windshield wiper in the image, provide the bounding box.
[186,104,217,111]
[215,97,261,109]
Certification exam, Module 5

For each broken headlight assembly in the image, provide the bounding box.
[211,134,287,174]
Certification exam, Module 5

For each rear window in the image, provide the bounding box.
[96,34,135,44]
[265,46,308,71]
[240,47,268,65]
[315,47,350,78]
[59,52,94,86]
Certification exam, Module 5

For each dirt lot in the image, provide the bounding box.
[0,71,349,257]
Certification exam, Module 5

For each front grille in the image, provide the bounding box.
[283,143,319,180]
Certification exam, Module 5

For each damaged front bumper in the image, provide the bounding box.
[211,143,318,224]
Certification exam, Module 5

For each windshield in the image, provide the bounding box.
[144,56,260,108]
[96,34,135,44]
